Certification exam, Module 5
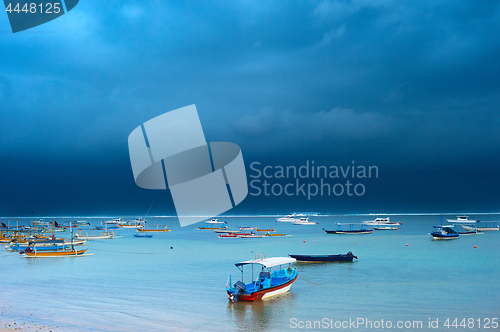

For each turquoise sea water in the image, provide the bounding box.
[1,215,499,331]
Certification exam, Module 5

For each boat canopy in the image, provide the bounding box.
[236,257,296,268]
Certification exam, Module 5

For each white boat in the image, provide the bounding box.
[292,217,318,225]
[205,219,226,224]
[373,225,397,230]
[74,231,116,240]
[363,217,402,226]
[446,216,476,223]
[105,218,125,225]
[239,226,257,230]
[276,213,301,222]
[121,219,145,229]
[238,234,264,238]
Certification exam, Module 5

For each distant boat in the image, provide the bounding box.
[205,219,226,224]
[373,225,397,230]
[462,222,499,231]
[325,223,373,234]
[239,233,264,238]
[289,252,358,262]
[239,226,257,230]
[198,219,228,230]
[74,230,115,240]
[121,219,145,229]
[134,233,153,238]
[292,217,318,225]
[256,228,275,232]
[363,217,402,226]
[137,225,170,232]
[219,233,239,238]
[430,225,459,240]
[214,229,241,234]
[265,232,287,237]
[22,247,88,257]
[276,213,300,222]
[446,216,476,224]
[73,221,90,226]
[226,255,298,302]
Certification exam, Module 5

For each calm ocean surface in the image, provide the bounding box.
[1,215,499,331]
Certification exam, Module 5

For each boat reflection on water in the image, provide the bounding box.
[226,289,297,331]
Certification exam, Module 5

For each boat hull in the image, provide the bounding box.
[430,232,459,240]
[137,228,170,232]
[325,230,373,234]
[289,254,355,262]
[228,275,297,301]
[23,248,87,257]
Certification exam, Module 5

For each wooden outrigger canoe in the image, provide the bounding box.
[265,232,287,237]
[22,248,88,258]
[257,228,275,232]
[137,225,170,232]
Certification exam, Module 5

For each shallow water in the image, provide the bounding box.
[1,215,499,331]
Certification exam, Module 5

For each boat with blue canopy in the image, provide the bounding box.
[226,255,298,302]
[430,225,459,240]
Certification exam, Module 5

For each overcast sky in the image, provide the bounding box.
[1,0,500,218]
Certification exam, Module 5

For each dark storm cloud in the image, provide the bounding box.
[1,0,500,216]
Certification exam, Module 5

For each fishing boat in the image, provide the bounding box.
[446,215,476,223]
[21,223,91,257]
[198,224,228,230]
[265,232,287,237]
[214,229,241,234]
[256,228,275,232]
[430,225,459,240]
[458,227,483,235]
[219,233,239,238]
[462,222,499,231]
[239,226,257,230]
[292,217,318,225]
[9,242,70,252]
[373,225,398,230]
[22,247,88,257]
[289,252,358,262]
[325,223,373,234]
[226,255,298,302]
[137,225,170,232]
[134,233,153,238]
[74,230,115,240]
[121,219,145,229]
[239,234,264,238]
[276,213,300,222]
[95,222,120,230]
[363,217,402,226]
[73,221,90,226]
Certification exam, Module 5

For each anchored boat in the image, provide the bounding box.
[430,225,459,240]
[276,213,300,222]
[226,256,298,302]
[446,215,476,223]
[325,223,373,234]
[363,217,402,226]
[292,217,318,225]
[289,252,358,262]
[137,225,170,232]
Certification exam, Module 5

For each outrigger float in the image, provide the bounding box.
[226,255,298,302]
